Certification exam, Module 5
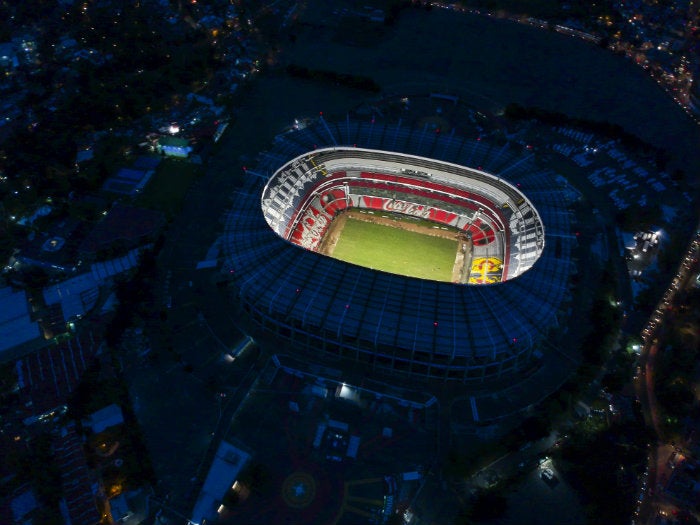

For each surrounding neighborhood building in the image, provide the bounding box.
[79,204,165,259]
[0,286,40,356]
[84,403,125,435]
[156,136,193,158]
[190,441,251,525]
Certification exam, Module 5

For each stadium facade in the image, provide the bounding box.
[223,117,576,382]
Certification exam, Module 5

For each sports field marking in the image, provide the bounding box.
[331,217,458,281]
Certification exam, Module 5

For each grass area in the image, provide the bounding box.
[332,218,457,281]
[134,158,202,218]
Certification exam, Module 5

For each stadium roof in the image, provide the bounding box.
[223,119,576,382]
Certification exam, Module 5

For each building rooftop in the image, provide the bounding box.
[85,403,124,434]
[80,204,164,256]
[101,168,154,196]
[0,287,40,356]
[10,487,39,523]
[55,423,101,525]
[191,441,251,525]
[17,218,85,273]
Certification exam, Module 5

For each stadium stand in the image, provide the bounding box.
[224,120,574,382]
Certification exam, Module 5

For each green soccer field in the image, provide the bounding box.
[331,218,458,281]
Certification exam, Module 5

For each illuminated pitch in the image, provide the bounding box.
[328,214,459,282]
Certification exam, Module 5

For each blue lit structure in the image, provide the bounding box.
[223,119,576,382]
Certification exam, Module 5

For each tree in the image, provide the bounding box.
[669,167,684,181]
[386,513,403,525]
[616,201,664,230]
[601,351,634,393]
[557,420,647,524]
[659,379,694,411]
[22,267,50,290]
[469,488,508,521]
[26,432,63,517]
[520,414,551,441]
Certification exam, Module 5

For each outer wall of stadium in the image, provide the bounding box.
[223,117,576,383]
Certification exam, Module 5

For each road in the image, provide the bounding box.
[634,225,700,524]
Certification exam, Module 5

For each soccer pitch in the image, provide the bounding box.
[331,218,458,281]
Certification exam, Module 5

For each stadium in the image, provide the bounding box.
[223,116,576,383]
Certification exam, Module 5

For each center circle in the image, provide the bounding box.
[281,471,317,509]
